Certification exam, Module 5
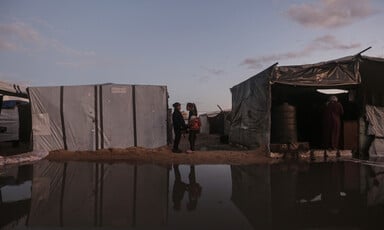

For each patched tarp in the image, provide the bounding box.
[273,56,361,86]
[29,84,168,151]
[229,55,384,150]
[229,65,274,149]
[366,105,384,157]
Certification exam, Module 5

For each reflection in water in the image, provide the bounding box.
[27,161,168,228]
[231,161,384,229]
[2,160,384,229]
[172,165,202,211]
[0,164,32,229]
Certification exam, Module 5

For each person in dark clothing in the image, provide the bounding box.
[172,102,187,153]
[186,103,198,152]
[172,164,187,210]
[323,96,344,149]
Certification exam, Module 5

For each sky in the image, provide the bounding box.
[0,0,384,113]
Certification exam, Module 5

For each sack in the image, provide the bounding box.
[189,117,201,131]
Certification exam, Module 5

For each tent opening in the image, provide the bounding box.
[270,83,360,150]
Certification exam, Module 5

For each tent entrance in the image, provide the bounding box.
[270,83,360,150]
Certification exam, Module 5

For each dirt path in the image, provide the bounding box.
[46,146,278,165]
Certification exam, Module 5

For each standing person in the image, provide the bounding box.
[323,96,344,149]
[172,102,186,153]
[186,103,200,153]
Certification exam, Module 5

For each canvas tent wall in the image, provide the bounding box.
[229,55,384,155]
[29,84,168,151]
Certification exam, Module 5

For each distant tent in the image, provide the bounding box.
[229,55,384,156]
[29,84,168,151]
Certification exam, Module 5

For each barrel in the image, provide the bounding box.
[271,103,297,143]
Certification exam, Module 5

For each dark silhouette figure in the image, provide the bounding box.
[172,165,202,211]
[187,165,202,211]
[323,96,344,149]
[172,165,187,210]
[172,102,187,153]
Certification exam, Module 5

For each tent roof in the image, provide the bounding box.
[0,81,28,98]
[235,55,384,88]
[272,55,361,86]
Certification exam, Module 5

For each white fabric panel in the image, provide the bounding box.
[369,138,384,157]
[63,86,96,151]
[29,87,64,151]
[101,85,134,148]
[0,107,19,142]
[29,84,168,151]
[135,85,167,148]
[136,165,168,227]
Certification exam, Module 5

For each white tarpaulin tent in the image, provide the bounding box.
[28,84,168,151]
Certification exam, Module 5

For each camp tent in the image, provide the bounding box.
[229,55,384,156]
[28,84,168,151]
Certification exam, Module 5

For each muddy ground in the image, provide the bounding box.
[47,134,279,165]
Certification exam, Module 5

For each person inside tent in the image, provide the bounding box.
[323,95,344,150]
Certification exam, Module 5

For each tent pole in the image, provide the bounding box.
[356,46,372,56]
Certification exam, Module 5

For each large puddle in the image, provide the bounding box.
[1,160,384,229]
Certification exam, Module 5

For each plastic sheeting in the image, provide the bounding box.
[229,55,384,151]
[273,56,361,86]
[229,65,273,149]
[366,105,384,137]
[366,105,384,156]
[29,84,168,151]
[27,161,168,228]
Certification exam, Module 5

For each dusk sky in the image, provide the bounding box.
[1,0,384,113]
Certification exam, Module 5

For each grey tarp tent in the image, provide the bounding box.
[229,55,384,155]
[28,84,168,151]
[230,65,274,149]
